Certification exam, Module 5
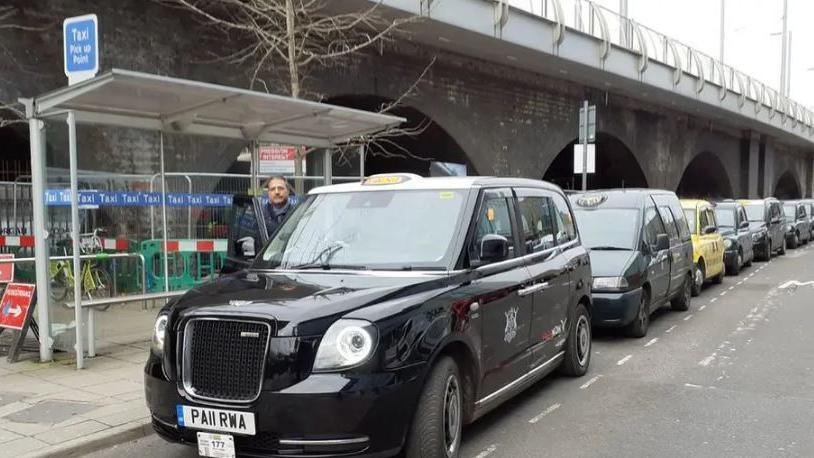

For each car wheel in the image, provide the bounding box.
[712,267,724,284]
[691,263,704,297]
[559,303,591,377]
[626,289,650,338]
[732,251,742,275]
[671,273,692,312]
[790,233,799,249]
[779,237,787,255]
[406,356,462,458]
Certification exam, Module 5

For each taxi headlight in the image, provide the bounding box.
[151,314,168,356]
[592,276,629,291]
[314,319,378,372]
[724,239,733,249]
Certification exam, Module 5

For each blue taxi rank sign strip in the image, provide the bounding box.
[44,190,233,207]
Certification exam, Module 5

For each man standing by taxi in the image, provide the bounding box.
[264,176,298,235]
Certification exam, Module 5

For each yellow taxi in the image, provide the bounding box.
[680,199,725,296]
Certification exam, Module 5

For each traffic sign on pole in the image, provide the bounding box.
[578,101,596,191]
[63,14,99,85]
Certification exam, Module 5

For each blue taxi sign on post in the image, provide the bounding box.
[63,14,99,85]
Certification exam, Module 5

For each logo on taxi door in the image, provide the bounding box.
[504,307,518,343]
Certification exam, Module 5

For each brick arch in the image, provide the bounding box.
[542,132,648,191]
[676,151,734,199]
[322,94,477,176]
[774,169,803,199]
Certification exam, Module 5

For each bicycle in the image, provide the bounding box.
[49,228,114,310]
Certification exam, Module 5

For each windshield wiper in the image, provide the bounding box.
[289,242,346,270]
[588,246,630,251]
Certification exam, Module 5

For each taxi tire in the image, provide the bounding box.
[625,289,650,338]
[691,263,704,297]
[778,238,787,256]
[728,251,742,276]
[406,356,462,458]
[670,273,692,312]
[711,268,724,284]
[789,233,799,249]
[559,303,591,377]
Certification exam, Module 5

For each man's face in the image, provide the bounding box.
[268,179,289,207]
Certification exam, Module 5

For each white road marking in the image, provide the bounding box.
[665,325,677,333]
[729,286,735,291]
[779,280,814,289]
[710,298,717,303]
[580,375,602,389]
[644,338,659,347]
[684,383,703,388]
[529,403,561,424]
[699,305,706,311]
[699,354,716,366]
[720,291,728,296]
[684,314,694,321]
[617,354,633,365]
[473,444,499,458]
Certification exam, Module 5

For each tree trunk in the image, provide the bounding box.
[285,0,305,194]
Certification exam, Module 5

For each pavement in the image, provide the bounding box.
[86,243,814,458]
[0,302,160,458]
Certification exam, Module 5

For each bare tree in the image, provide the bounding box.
[163,0,437,189]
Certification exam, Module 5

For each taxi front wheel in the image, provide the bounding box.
[406,356,462,458]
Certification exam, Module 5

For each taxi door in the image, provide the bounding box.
[468,188,534,397]
[700,206,724,277]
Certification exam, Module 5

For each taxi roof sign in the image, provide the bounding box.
[575,194,607,207]
[362,174,418,186]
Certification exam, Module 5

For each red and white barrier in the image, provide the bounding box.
[161,239,228,253]
[0,236,35,248]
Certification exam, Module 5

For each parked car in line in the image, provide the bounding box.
[146,174,594,458]
[801,199,814,240]
[680,199,725,295]
[713,200,754,275]
[570,189,693,338]
[739,198,786,260]
[782,200,811,249]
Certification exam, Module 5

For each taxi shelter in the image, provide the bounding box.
[22,69,404,368]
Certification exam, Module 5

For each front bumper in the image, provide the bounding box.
[590,287,643,327]
[145,361,423,457]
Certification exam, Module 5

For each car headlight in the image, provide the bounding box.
[314,319,378,372]
[787,223,795,231]
[724,239,733,249]
[592,276,629,292]
[151,314,168,356]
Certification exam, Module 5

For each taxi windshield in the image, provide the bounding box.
[572,208,639,250]
[256,189,468,270]
[713,208,735,228]
[783,205,796,222]
[744,204,765,222]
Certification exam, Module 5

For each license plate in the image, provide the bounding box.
[197,432,235,458]
[177,405,256,435]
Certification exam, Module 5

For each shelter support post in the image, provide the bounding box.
[68,111,85,369]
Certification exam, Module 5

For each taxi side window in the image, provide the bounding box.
[551,194,577,244]
[798,205,807,219]
[471,195,516,262]
[658,206,679,241]
[643,205,666,247]
[771,203,781,221]
[738,207,748,226]
[516,196,557,253]
[230,203,260,257]
[698,208,711,230]
[705,209,717,229]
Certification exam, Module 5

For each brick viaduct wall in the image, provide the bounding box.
[1,0,812,198]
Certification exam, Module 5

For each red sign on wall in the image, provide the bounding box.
[0,254,15,283]
[0,283,35,331]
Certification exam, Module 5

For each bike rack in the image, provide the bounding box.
[0,251,147,358]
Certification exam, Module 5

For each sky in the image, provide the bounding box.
[508,0,814,108]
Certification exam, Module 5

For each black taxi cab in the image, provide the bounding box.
[145,174,593,458]
[569,189,693,337]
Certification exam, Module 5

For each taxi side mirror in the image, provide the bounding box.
[702,225,717,235]
[655,234,670,251]
[479,234,509,263]
[771,217,781,225]
[739,221,749,230]
[236,236,256,260]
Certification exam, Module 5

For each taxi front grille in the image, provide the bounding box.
[182,318,271,403]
